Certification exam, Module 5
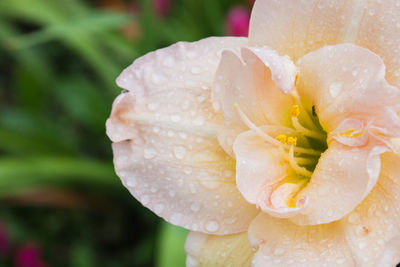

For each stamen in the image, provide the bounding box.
[288,146,313,177]
[291,105,300,117]
[235,104,322,156]
[290,91,319,130]
[276,134,287,144]
[287,136,297,146]
[292,116,326,142]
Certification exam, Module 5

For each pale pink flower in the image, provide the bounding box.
[107,0,400,266]
[226,6,251,37]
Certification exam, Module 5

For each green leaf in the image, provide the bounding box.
[156,222,188,267]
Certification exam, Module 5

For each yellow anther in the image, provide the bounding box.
[286,196,296,208]
[287,137,297,146]
[276,134,287,144]
[336,129,364,138]
[291,105,300,117]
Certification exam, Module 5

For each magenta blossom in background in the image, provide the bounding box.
[152,0,171,17]
[0,221,10,256]
[226,6,250,37]
[15,243,48,267]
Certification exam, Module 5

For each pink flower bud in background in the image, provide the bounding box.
[152,0,171,17]
[225,6,250,37]
[14,243,48,267]
[0,221,10,256]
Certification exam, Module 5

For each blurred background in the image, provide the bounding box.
[0,0,253,266]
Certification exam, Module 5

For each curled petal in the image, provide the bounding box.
[185,231,253,266]
[233,127,310,218]
[107,37,259,234]
[249,0,400,89]
[249,152,400,267]
[290,141,388,225]
[296,44,400,136]
[213,46,296,155]
[329,118,369,147]
[233,129,288,205]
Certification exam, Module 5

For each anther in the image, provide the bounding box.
[291,105,300,117]
[287,136,297,146]
[276,134,287,144]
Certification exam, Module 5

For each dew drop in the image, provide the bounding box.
[150,185,158,193]
[144,147,157,159]
[127,176,137,187]
[273,247,286,256]
[329,82,343,98]
[368,9,375,16]
[141,195,150,205]
[201,180,221,189]
[358,241,368,250]
[348,213,360,224]
[151,73,166,85]
[326,209,334,217]
[205,221,219,232]
[170,213,183,224]
[193,116,205,126]
[148,102,159,111]
[163,56,175,67]
[190,202,200,212]
[171,115,181,122]
[190,66,201,74]
[336,258,345,265]
[173,146,187,159]
[169,190,176,197]
[154,203,164,213]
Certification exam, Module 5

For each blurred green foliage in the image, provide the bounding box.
[0,0,248,266]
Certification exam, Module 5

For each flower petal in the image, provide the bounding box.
[355,0,400,88]
[185,231,253,267]
[249,152,400,267]
[107,37,259,234]
[248,213,356,267]
[290,141,388,225]
[296,43,400,135]
[250,0,400,88]
[249,0,360,61]
[343,152,400,266]
[212,46,296,156]
[233,127,311,218]
[233,128,289,205]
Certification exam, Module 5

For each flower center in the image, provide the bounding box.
[235,91,328,200]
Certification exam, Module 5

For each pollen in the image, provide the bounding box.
[286,196,296,208]
[287,136,297,146]
[276,134,287,144]
[291,105,300,117]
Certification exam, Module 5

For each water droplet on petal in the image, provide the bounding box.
[171,115,181,122]
[273,247,286,256]
[329,82,343,98]
[190,66,201,74]
[170,213,183,224]
[173,146,187,159]
[141,195,150,205]
[127,176,137,187]
[144,147,157,159]
[154,203,164,213]
[205,221,219,232]
[190,202,200,212]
